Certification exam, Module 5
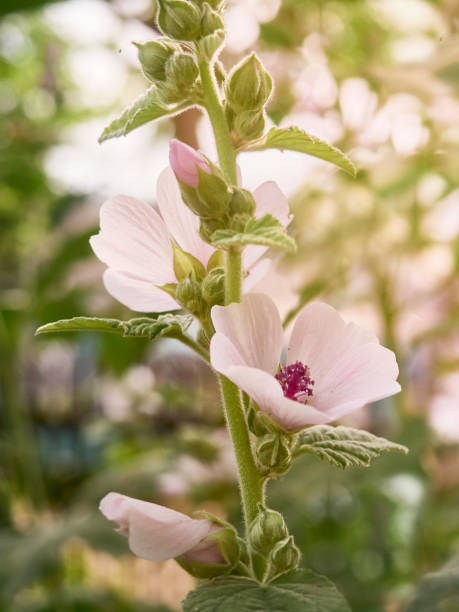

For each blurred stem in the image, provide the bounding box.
[172,332,210,363]
[200,55,262,529]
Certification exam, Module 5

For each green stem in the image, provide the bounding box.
[225,249,242,303]
[199,60,237,185]
[199,57,263,528]
[173,332,210,363]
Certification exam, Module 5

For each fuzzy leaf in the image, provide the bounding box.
[99,86,190,143]
[35,314,192,340]
[211,214,296,253]
[406,556,459,611]
[182,569,351,612]
[246,127,356,176]
[297,425,408,469]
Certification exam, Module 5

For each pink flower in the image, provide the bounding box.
[99,492,223,564]
[90,169,290,313]
[169,139,211,188]
[210,294,401,430]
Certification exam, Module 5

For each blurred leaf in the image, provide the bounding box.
[244,127,356,176]
[211,215,296,253]
[297,426,408,469]
[35,314,192,339]
[406,556,459,612]
[99,87,190,143]
[182,569,351,611]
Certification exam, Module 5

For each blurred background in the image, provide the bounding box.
[1,0,459,610]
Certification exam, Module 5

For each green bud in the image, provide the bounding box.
[228,188,256,217]
[269,536,301,579]
[171,241,206,282]
[175,277,205,316]
[199,217,226,243]
[232,109,266,141]
[247,407,284,437]
[192,0,223,8]
[226,53,273,112]
[166,52,199,90]
[200,2,224,36]
[202,267,225,307]
[157,0,202,41]
[256,433,293,475]
[179,167,231,219]
[134,39,177,82]
[249,504,289,557]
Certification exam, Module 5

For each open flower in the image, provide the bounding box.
[99,492,223,564]
[210,294,401,430]
[90,148,290,312]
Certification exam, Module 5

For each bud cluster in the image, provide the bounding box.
[249,505,300,582]
[225,53,273,145]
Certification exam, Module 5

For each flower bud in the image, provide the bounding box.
[202,267,225,307]
[134,39,177,82]
[169,139,210,189]
[199,217,227,243]
[269,536,301,579]
[249,504,289,557]
[200,2,224,36]
[175,277,205,317]
[171,241,206,282]
[162,52,199,102]
[228,188,256,217]
[179,168,232,220]
[157,0,202,41]
[226,53,273,112]
[256,433,293,475]
[232,109,266,141]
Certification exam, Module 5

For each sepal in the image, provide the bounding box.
[179,166,232,219]
[157,0,202,41]
[202,267,225,307]
[171,241,206,282]
[175,277,205,316]
[134,39,177,82]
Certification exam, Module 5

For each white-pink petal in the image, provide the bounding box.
[211,294,283,375]
[90,195,175,285]
[253,181,291,228]
[156,168,213,267]
[103,269,179,313]
[99,492,218,563]
[169,139,211,188]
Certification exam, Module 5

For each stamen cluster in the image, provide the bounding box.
[275,361,315,403]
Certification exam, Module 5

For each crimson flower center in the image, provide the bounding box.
[275,361,315,403]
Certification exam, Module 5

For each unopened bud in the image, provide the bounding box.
[200,2,224,36]
[202,267,225,307]
[169,139,210,189]
[171,242,206,282]
[249,505,289,557]
[199,217,226,243]
[134,39,177,82]
[232,109,266,141]
[269,536,301,578]
[179,168,231,219]
[163,53,199,102]
[228,188,256,217]
[157,0,202,41]
[256,433,293,474]
[226,53,273,112]
[176,277,205,316]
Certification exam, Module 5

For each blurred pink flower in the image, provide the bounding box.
[169,139,211,188]
[90,166,290,312]
[99,492,223,563]
[210,294,401,430]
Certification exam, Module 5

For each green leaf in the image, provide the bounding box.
[35,314,192,340]
[245,127,356,176]
[406,556,459,612]
[182,569,351,611]
[211,214,296,253]
[297,425,408,469]
[98,86,190,143]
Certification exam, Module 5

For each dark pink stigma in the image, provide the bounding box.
[275,361,314,403]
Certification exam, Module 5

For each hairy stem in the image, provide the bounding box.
[200,57,263,528]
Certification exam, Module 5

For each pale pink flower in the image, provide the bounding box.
[99,492,223,564]
[90,169,290,313]
[169,139,211,188]
[210,294,401,430]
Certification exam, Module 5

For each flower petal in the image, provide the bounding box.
[103,269,179,313]
[90,195,175,284]
[169,139,210,188]
[287,302,378,376]
[99,492,216,563]
[311,342,401,420]
[211,294,283,374]
[242,258,271,292]
[253,181,291,228]
[156,167,213,267]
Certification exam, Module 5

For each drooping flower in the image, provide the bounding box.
[99,492,223,564]
[90,147,290,313]
[210,294,401,430]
